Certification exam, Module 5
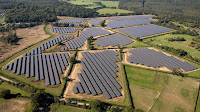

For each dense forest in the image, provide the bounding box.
[118,0,200,28]
[0,0,98,23]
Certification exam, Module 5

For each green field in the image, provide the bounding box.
[97,8,133,15]
[143,34,200,58]
[125,66,168,111]
[56,105,91,112]
[100,1,119,8]
[67,0,119,8]
[125,65,199,112]
[0,82,31,97]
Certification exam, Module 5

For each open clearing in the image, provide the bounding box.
[125,66,168,112]
[151,76,199,112]
[97,8,133,15]
[0,98,30,112]
[125,65,199,112]
[56,105,90,112]
[0,24,50,63]
[143,34,200,59]
[0,82,31,97]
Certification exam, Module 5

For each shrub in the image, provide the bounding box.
[0,88,11,99]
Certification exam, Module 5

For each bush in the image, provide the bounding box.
[89,100,104,112]
[123,106,134,112]
[0,88,11,99]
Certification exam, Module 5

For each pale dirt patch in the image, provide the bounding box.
[130,84,160,112]
[0,99,30,112]
[0,25,50,63]
[64,50,125,102]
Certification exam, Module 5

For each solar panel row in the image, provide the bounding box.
[127,48,198,71]
[51,27,78,34]
[63,28,111,50]
[0,10,6,14]
[107,19,154,29]
[0,14,4,19]
[4,53,70,85]
[96,34,133,47]
[57,18,85,24]
[90,19,102,26]
[106,15,154,21]
[74,50,122,99]
[23,35,73,56]
[118,24,173,38]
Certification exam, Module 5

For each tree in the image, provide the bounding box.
[123,106,134,112]
[0,89,11,99]
[111,107,120,112]
[89,100,104,112]
[135,109,145,112]
[100,20,105,27]
[68,57,75,64]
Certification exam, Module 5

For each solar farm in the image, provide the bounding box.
[51,27,78,34]
[1,15,200,109]
[73,50,122,99]
[4,53,70,85]
[90,19,101,26]
[118,24,173,38]
[96,34,133,47]
[62,28,111,50]
[0,14,4,19]
[107,19,154,28]
[0,10,6,13]
[106,15,154,20]
[127,48,198,71]
[57,18,85,24]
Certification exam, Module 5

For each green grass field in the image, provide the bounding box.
[56,105,92,112]
[97,8,133,15]
[0,82,31,97]
[125,66,168,111]
[143,34,200,59]
[100,1,119,8]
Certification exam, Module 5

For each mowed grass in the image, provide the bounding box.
[56,105,92,112]
[125,66,168,112]
[143,34,200,59]
[100,1,119,8]
[0,98,30,112]
[151,76,199,112]
[97,8,133,15]
[0,82,31,97]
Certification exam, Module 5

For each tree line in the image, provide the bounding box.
[118,0,200,29]
[1,0,98,23]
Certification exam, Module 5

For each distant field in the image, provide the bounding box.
[0,82,31,97]
[97,8,133,15]
[125,66,168,112]
[143,34,200,59]
[100,1,119,8]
